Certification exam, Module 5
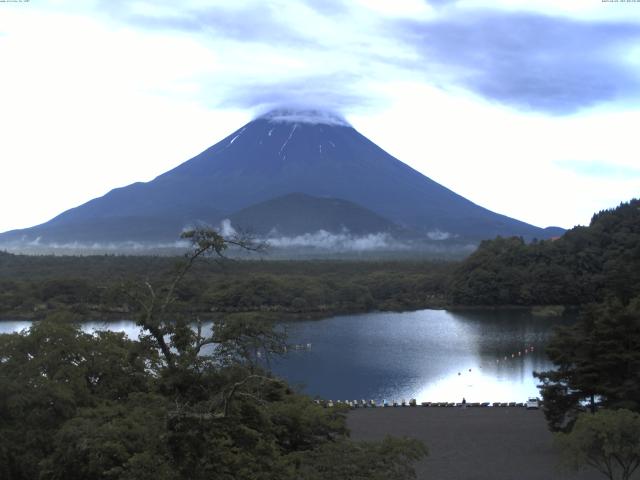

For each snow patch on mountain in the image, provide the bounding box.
[279,125,298,156]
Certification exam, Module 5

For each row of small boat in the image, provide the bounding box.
[316,399,417,408]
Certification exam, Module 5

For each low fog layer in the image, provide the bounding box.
[22,236,192,250]
[222,219,404,251]
[267,231,404,251]
[0,220,475,258]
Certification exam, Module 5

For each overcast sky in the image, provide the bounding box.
[1,0,639,233]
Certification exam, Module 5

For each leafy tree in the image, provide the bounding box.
[0,314,157,480]
[449,198,640,306]
[0,228,428,479]
[535,298,640,431]
[40,394,174,480]
[555,409,640,480]
[292,436,427,480]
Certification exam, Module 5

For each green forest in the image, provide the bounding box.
[0,255,451,321]
[449,199,640,306]
[1,231,428,479]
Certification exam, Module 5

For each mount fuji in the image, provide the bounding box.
[0,109,563,251]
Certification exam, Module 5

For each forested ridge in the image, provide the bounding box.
[0,256,451,320]
[449,199,640,306]
[1,199,639,320]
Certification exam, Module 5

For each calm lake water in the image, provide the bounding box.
[0,309,570,403]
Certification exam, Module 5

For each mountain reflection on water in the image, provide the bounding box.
[0,309,572,403]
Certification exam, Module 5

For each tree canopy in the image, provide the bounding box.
[449,199,640,306]
[535,298,640,431]
[0,229,427,480]
[555,409,640,480]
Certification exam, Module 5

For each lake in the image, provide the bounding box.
[0,309,570,403]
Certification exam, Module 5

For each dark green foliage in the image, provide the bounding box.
[0,318,426,480]
[0,256,452,320]
[555,409,640,480]
[40,395,174,480]
[535,298,640,431]
[292,436,428,480]
[0,316,158,480]
[0,230,426,480]
[450,199,640,306]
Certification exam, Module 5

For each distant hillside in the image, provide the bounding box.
[449,198,640,306]
[0,109,562,249]
[228,193,401,236]
[0,207,223,245]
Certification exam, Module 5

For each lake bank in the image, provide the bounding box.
[0,310,571,403]
[1,309,573,403]
[0,302,579,323]
[271,309,571,403]
[347,407,600,480]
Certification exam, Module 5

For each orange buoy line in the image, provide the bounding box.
[494,345,535,364]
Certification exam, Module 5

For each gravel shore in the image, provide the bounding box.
[347,407,602,480]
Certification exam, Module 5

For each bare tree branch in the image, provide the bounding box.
[123,227,265,369]
[223,374,278,417]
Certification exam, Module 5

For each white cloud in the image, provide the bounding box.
[349,82,640,228]
[0,0,638,234]
[356,0,436,19]
[451,0,640,21]
[266,230,404,251]
[0,8,250,232]
[219,219,237,237]
[260,109,350,126]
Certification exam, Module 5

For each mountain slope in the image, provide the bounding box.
[0,109,562,246]
[228,193,400,236]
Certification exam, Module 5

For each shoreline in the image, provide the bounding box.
[0,303,577,323]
